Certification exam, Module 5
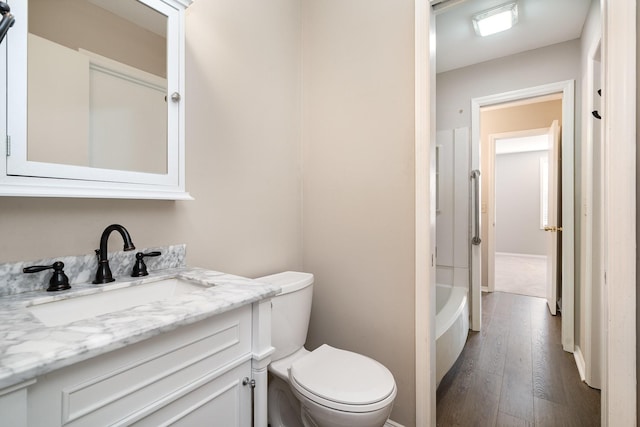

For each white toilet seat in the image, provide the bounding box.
[288,344,397,413]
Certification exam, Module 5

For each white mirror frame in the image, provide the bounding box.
[0,0,193,200]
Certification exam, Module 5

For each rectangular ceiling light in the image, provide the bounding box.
[472,2,518,37]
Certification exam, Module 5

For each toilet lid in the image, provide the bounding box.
[289,344,396,408]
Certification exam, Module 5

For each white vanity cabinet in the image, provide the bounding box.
[0,300,272,426]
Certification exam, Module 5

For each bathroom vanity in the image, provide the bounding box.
[0,264,277,426]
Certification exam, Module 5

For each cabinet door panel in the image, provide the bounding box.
[129,362,252,427]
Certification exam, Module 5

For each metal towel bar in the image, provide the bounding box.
[471,170,482,245]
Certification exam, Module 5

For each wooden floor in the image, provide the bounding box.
[436,292,600,426]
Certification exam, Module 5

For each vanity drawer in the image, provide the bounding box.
[27,306,252,427]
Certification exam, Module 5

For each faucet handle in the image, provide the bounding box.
[131,251,161,277]
[23,261,71,292]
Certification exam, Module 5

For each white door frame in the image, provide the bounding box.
[470,80,575,351]
[601,0,636,425]
[416,2,636,425]
[414,1,435,426]
[580,36,603,389]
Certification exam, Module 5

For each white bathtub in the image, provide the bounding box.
[435,283,469,387]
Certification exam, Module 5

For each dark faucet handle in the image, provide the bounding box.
[24,261,71,292]
[131,251,161,277]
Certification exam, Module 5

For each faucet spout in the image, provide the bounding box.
[93,224,136,284]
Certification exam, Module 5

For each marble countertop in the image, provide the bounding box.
[0,267,279,390]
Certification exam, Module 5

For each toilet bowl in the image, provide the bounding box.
[255,272,397,427]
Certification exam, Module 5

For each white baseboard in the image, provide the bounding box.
[385,420,405,427]
[495,252,546,260]
[574,345,586,382]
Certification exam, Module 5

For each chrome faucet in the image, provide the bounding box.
[93,224,136,284]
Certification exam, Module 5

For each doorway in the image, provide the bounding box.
[416,1,637,425]
[489,128,557,300]
[481,98,563,308]
[470,81,575,352]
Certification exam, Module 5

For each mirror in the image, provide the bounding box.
[28,0,167,174]
[1,0,192,199]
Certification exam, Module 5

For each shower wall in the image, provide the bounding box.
[436,127,470,288]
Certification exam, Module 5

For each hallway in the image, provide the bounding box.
[436,292,600,426]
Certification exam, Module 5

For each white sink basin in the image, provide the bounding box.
[27,278,207,327]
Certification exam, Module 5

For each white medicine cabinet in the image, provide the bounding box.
[0,0,193,199]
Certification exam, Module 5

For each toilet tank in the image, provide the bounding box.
[255,271,314,361]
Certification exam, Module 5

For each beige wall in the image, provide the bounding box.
[183,0,303,275]
[637,0,640,412]
[0,0,303,277]
[301,1,416,425]
[480,99,563,286]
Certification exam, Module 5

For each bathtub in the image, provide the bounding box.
[435,283,469,386]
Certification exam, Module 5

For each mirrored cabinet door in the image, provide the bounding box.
[0,0,192,199]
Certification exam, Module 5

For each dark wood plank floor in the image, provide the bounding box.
[436,292,600,427]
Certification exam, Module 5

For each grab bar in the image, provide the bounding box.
[471,170,481,245]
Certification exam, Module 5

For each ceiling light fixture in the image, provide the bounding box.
[472,2,518,37]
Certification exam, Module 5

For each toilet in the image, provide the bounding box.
[256,271,397,427]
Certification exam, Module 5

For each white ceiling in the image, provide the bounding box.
[435,0,592,73]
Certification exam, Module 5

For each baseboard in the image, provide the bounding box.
[385,420,405,427]
[574,346,586,382]
[495,252,546,260]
